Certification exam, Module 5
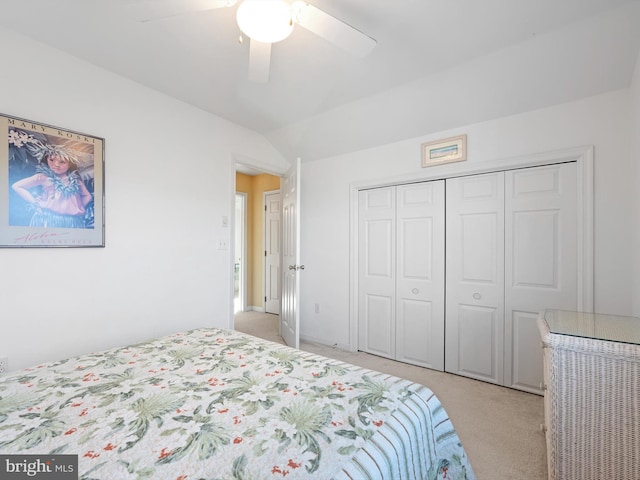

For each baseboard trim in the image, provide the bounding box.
[300,334,351,352]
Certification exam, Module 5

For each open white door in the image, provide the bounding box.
[281,158,301,348]
[264,191,281,315]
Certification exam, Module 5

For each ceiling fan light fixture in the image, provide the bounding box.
[236,0,294,43]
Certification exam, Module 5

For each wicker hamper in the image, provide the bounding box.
[538,312,640,480]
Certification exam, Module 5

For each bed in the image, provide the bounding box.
[0,328,474,479]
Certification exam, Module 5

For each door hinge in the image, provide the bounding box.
[265,250,267,257]
[265,205,267,211]
[265,296,267,302]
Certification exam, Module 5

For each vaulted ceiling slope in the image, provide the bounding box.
[1,0,639,162]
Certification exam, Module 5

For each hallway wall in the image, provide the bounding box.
[235,172,281,310]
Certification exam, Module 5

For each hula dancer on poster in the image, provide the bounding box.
[11,141,93,229]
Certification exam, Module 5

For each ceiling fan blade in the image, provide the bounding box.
[248,39,272,83]
[292,1,376,58]
[127,0,237,23]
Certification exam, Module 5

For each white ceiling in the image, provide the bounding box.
[1,0,639,163]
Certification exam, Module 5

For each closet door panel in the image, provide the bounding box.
[358,188,396,359]
[397,298,435,365]
[457,304,500,380]
[446,173,505,385]
[505,163,578,393]
[396,182,445,370]
[510,310,544,391]
[460,212,500,283]
[363,294,394,357]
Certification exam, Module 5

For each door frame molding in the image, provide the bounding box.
[349,145,594,352]
[236,192,248,313]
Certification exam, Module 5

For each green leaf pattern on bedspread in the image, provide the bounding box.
[0,328,472,479]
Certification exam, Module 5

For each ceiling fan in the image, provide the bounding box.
[127,0,376,83]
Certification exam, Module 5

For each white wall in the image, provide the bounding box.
[300,89,634,348]
[632,49,640,317]
[0,28,288,372]
[268,2,640,163]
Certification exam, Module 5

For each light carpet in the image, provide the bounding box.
[234,311,547,480]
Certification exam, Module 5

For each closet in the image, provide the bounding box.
[358,181,445,371]
[358,162,579,393]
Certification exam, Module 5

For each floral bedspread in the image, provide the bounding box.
[0,328,474,479]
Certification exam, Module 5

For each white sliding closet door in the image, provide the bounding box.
[396,183,445,369]
[445,172,505,385]
[446,164,578,392]
[504,163,577,393]
[358,187,396,359]
[358,181,445,370]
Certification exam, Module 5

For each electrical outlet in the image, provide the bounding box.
[0,356,7,374]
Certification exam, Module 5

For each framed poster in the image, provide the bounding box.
[421,134,467,167]
[0,113,104,247]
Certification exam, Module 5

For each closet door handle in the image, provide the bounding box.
[473,292,482,300]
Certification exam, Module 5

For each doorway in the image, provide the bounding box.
[233,167,282,339]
